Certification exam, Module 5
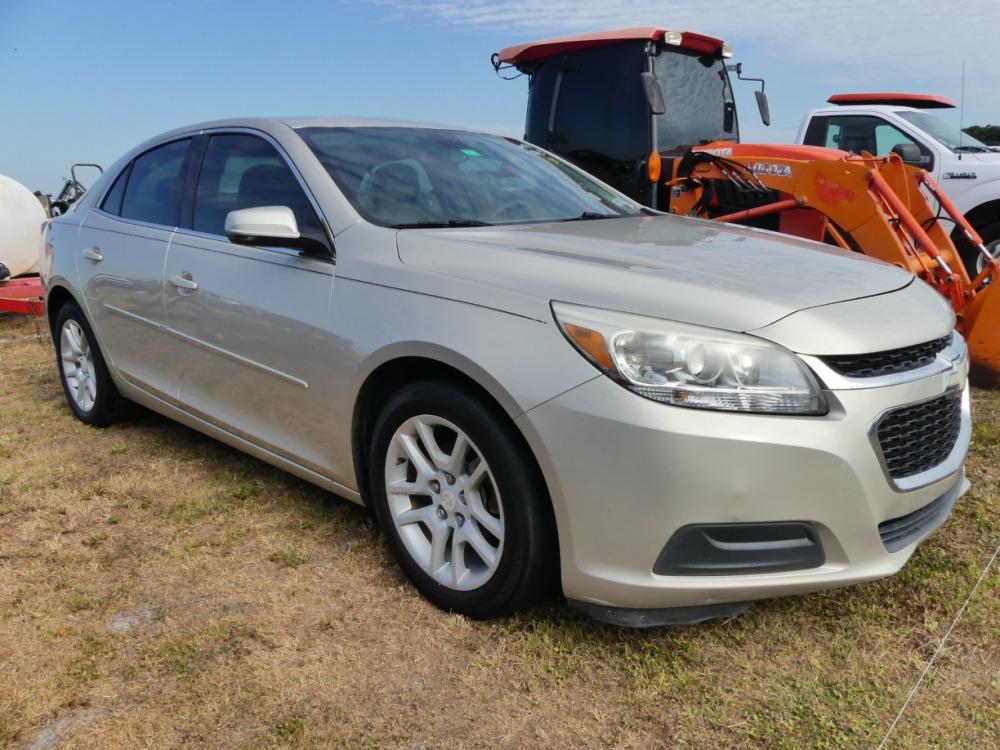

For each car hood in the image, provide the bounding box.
[395,215,914,332]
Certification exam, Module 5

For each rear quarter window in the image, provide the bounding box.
[100,165,131,216]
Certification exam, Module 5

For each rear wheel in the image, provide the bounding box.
[368,380,555,619]
[54,301,120,426]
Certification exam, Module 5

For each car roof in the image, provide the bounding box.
[155,116,489,136]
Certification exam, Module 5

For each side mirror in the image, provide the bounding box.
[891,143,926,166]
[226,206,332,257]
[641,71,666,115]
[755,90,771,127]
[225,205,300,243]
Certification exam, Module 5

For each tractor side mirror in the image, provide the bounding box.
[641,72,666,115]
[755,90,771,127]
[730,63,771,127]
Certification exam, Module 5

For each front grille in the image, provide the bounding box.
[876,390,963,480]
[878,492,954,552]
[822,335,950,378]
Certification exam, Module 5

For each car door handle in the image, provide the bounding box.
[82,246,103,262]
[169,273,198,291]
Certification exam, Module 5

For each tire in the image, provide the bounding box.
[368,380,556,619]
[955,219,1000,279]
[54,300,120,426]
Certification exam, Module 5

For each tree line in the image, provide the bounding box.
[964,125,1000,145]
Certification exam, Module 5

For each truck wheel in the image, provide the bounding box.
[955,219,1000,278]
[367,380,556,619]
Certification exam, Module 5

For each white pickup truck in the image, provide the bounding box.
[797,93,1000,276]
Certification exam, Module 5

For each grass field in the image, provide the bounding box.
[1,312,997,749]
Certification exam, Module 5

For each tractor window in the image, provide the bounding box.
[546,43,652,203]
[652,48,736,154]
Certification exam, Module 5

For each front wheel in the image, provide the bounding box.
[368,381,556,619]
[955,219,1000,279]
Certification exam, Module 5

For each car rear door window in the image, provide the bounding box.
[120,139,191,227]
[192,133,324,241]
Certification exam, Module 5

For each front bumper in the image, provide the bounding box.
[515,361,970,613]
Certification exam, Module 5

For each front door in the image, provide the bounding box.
[162,132,339,475]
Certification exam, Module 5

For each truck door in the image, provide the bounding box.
[803,114,935,171]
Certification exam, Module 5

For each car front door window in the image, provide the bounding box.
[192,133,326,248]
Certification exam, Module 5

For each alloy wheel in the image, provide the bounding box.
[60,319,97,412]
[384,415,505,591]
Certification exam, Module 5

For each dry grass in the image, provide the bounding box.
[0,312,997,749]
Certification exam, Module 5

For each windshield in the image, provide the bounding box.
[653,48,737,154]
[298,127,643,228]
[897,111,990,152]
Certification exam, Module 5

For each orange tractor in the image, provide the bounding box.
[494,28,1000,379]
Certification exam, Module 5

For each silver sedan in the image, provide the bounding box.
[40,118,970,626]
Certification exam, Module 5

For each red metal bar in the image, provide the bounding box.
[713,198,802,224]
[0,277,45,316]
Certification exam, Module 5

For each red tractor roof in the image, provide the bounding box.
[498,27,726,67]
[827,93,955,109]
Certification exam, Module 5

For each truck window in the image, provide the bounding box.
[815,115,930,164]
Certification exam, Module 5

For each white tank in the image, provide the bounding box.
[0,175,47,278]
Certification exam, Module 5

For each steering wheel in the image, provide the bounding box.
[494,198,537,222]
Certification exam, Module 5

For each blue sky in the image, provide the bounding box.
[3,0,998,193]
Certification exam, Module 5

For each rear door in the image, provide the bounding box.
[78,138,193,397]
[162,131,340,475]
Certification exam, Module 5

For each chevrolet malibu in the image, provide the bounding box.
[40,118,971,626]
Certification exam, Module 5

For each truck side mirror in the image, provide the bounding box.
[891,143,925,166]
[755,90,771,127]
[641,72,666,115]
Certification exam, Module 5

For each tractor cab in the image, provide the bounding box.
[495,28,769,209]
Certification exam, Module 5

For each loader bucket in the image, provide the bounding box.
[957,280,1000,383]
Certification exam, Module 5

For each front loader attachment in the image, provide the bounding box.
[665,143,1000,382]
[959,276,1000,381]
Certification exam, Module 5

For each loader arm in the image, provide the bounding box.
[665,141,1000,378]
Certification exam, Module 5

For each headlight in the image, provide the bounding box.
[552,302,827,415]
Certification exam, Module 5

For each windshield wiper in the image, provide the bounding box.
[955,145,991,153]
[562,211,625,222]
[391,219,493,229]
